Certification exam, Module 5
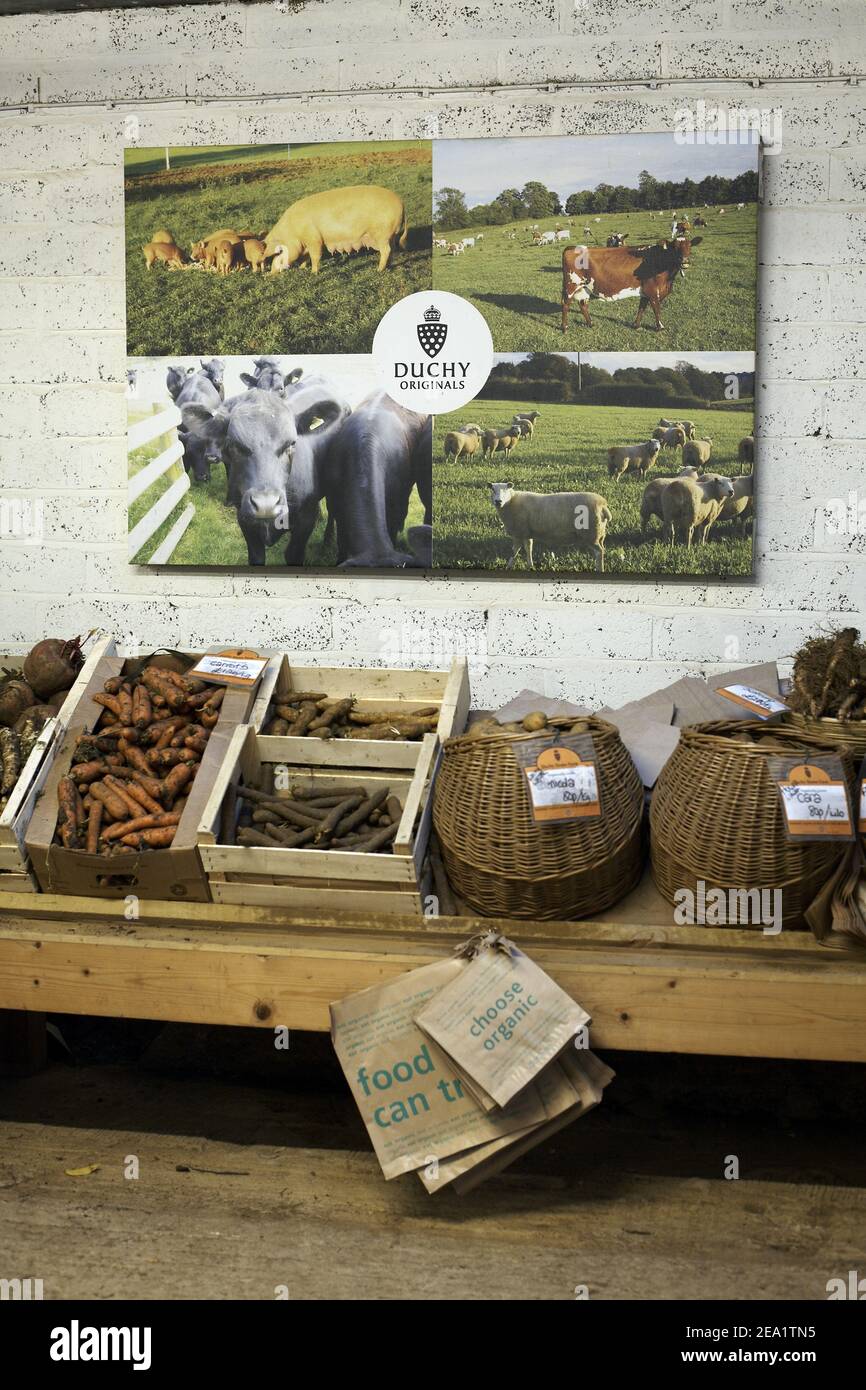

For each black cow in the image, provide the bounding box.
[325,393,432,568]
[240,357,303,393]
[198,386,348,565]
[177,402,221,485]
[199,358,226,398]
[166,365,222,412]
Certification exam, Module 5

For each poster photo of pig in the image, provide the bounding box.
[127,356,431,569]
[124,141,433,356]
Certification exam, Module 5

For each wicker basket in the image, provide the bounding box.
[782,712,866,762]
[650,720,854,930]
[432,715,644,920]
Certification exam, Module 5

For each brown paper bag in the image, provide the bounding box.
[330,957,549,1181]
[417,1047,607,1194]
[414,933,590,1109]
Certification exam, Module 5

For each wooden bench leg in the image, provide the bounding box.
[0,1010,47,1076]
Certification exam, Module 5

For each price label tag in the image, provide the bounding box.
[768,755,854,841]
[190,652,268,688]
[515,734,601,823]
[717,684,789,719]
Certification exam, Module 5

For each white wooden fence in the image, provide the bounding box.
[127,402,194,564]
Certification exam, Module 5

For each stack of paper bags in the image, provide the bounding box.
[330,934,612,1195]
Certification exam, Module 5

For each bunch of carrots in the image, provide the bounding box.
[55,663,225,855]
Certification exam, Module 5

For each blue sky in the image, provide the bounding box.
[497,353,754,374]
[434,133,758,206]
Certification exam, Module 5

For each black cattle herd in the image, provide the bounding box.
[156,358,431,568]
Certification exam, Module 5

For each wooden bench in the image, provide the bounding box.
[0,875,864,1068]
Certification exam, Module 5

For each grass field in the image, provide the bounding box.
[128,409,425,569]
[125,142,432,357]
[432,399,754,578]
[432,207,757,351]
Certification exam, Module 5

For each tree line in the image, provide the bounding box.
[477,354,755,408]
[434,168,758,230]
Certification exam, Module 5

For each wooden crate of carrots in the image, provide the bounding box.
[26,651,253,901]
[196,724,438,916]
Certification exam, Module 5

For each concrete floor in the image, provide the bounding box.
[1,1022,865,1300]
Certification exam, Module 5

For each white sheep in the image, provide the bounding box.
[607,439,661,482]
[718,473,753,530]
[661,475,735,548]
[444,429,483,461]
[682,436,713,469]
[652,425,687,450]
[639,468,700,533]
[489,482,611,572]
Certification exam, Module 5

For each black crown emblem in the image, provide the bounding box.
[417,303,447,358]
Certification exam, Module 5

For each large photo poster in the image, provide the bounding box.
[124,133,758,578]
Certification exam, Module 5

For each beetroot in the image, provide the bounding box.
[23,636,84,699]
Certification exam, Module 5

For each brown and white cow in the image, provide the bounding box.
[560,237,702,333]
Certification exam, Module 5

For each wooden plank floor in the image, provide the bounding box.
[2,1035,865,1301]
[1,877,865,1060]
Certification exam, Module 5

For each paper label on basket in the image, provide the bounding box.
[414,937,591,1109]
[514,733,601,823]
[858,757,866,834]
[767,755,855,841]
[717,684,789,719]
[329,957,549,1181]
[190,652,268,688]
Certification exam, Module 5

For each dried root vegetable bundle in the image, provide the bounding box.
[233,781,403,854]
[263,691,439,742]
[54,664,225,856]
[787,627,866,721]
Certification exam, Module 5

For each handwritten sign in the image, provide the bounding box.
[768,756,854,841]
[189,652,268,689]
[515,735,601,823]
[717,684,789,719]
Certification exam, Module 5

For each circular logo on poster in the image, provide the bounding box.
[372,291,493,414]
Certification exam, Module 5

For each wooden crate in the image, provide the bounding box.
[196,724,438,916]
[250,658,469,769]
[0,634,117,890]
[25,647,254,902]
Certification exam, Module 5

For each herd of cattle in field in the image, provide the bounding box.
[441,411,754,572]
[155,356,430,569]
[436,202,751,332]
[140,184,410,278]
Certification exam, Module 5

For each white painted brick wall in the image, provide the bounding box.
[0,0,863,708]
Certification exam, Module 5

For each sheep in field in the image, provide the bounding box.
[607,438,661,482]
[652,425,687,451]
[682,437,713,469]
[738,435,754,470]
[718,474,753,531]
[639,468,700,533]
[661,475,735,547]
[444,429,483,462]
[489,482,611,572]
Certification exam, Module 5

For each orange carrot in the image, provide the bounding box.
[86,800,102,854]
[103,811,181,842]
